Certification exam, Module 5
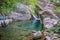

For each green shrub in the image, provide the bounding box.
[54,21,60,33]
[0,0,38,14]
[54,7,60,13]
[50,0,60,6]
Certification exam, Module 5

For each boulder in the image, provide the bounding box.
[46,36,52,40]
[43,17,59,28]
[33,31,42,38]
[0,19,13,27]
[8,4,31,21]
[8,12,31,21]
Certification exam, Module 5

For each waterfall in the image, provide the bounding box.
[32,18,44,31]
[32,14,40,20]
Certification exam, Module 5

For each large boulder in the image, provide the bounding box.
[8,4,31,21]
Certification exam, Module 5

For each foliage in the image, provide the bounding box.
[0,0,17,13]
[54,7,60,13]
[0,0,40,14]
[24,0,41,18]
[0,0,25,13]
[26,0,37,5]
[54,21,60,33]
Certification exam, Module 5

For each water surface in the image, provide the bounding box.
[0,20,42,40]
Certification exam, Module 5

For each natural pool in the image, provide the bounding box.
[0,20,43,40]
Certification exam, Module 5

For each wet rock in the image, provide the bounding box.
[0,19,13,27]
[5,19,13,25]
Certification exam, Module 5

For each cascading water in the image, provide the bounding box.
[32,14,38,20]
[32,14,44,31]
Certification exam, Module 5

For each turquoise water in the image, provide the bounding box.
[0,20,43,40]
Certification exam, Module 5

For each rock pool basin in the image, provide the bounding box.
[0,20,43,40]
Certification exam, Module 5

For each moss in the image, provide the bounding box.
[54,7,60,13]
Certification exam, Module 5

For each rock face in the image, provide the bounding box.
[8,4,31,21]
[39,11,59,28]
[38,0,59,28]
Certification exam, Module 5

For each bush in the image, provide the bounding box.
[54,21,60,33]
[0,0,24,13]
[0,0,38,14]
[54,7,60,13]
[50,0,60,6]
